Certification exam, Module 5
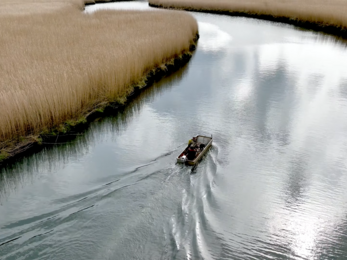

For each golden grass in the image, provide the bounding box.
[0,0,83,15]
[149,0,347,32]
[0,1,198,153]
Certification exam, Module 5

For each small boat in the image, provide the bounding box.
[177,135,213,165]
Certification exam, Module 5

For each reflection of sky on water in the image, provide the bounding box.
[193,12,347,259]
[84,1,150,13]
[2,2,347,259]
[197,22,233,52]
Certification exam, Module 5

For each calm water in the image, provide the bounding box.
[2,2,347,259]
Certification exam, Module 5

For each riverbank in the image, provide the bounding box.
[0,1,198,163]
[149,0,347,39]
[0,45,197,165]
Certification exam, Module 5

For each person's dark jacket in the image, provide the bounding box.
[187,148,196,160]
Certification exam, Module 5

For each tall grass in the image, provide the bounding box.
[149,0,347,34]
[0,1,198,152]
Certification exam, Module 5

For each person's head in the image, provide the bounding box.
[193,137,197,141]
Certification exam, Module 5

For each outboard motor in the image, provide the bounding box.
[177,155,187,163]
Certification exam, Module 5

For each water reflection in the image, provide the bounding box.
[84,1,151,13]
[198,22,232,52]
[193,11,347,260]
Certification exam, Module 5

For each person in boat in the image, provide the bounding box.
[188,137,197,147]
[187,146,196,160]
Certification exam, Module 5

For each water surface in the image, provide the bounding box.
[2,2,347,259]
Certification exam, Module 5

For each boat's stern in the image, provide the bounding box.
[177,155,187,163]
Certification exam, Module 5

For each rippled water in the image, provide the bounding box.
[2,2,347,259]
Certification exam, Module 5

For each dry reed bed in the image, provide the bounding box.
[149,0,347,36]
[0,0,83,16]
[0,2,198,158]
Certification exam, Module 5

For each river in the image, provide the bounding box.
[2,2,347,259]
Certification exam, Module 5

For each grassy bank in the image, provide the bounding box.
[149,0,347,38]
[0,0,198,161]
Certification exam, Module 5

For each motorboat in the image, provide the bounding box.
[177,135,212,165]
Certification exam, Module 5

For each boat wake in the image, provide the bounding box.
[0,143,223,260]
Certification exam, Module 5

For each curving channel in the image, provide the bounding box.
[2,2,347,259]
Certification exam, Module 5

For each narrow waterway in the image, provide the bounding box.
[2,2,347,259]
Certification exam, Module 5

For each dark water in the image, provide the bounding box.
[2,3,347,259]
